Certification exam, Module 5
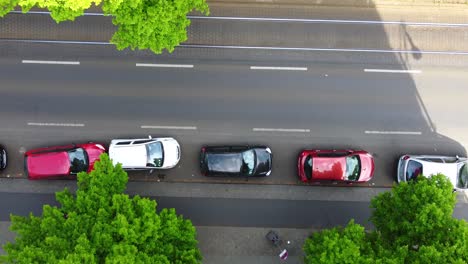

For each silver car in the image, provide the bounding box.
[397,155,468,191]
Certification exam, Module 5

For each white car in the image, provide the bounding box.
[109,136,180,170]
[397,155,468,191]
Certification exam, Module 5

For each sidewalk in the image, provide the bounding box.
[0,222,310,263]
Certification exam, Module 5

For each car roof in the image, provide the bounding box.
[28,151,70,177]
[109,143,147,167]
[206,153,242,173]
[312,157,347,180]
[410,158,459,185]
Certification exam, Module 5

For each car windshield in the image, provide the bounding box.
[458,163,468,189]
[241,150,256,175]
[345,155,361,181]
[68,148,88,174]
[304,155,312,180]
[146,142,164,167]
[406,160,423,181]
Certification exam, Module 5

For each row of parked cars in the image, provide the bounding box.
[0,136,467,190]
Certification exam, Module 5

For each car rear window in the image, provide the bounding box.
[304,155,312,180]
[406,160,423,181]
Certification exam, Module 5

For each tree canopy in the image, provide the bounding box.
[303,174,468,264]
[0,0,209,54]
[1,154,202,264]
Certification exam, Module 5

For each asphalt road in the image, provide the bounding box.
[0,56,466,187]
[0,3,467,188]
[1,191,468,229]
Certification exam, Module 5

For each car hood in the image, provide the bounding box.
[27,152,70,177]
[312,157,346,180]
[254,149,272,175]
[82,144,105,172]
[358,154,374,182]
[161,140,180,168]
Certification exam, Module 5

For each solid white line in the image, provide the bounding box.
[180,44,468,55]
[10,11,468,27]
[136,63,194,68]
[22,60,80,65]
[10,10,105,16]
[141,125,197,130]
[365,130,422,135]
[250,66,307,71]
[253,128,310,133]
[27,122,85,127]
[364,69,422,74]
[5,40,468,56]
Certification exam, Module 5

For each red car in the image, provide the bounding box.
[25,143,106,179]
[297,149,374,183]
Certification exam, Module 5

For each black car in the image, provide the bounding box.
[200,146,272,177]
[0,145,6,170]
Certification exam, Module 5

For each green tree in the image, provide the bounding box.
[0,0,209,54]
[303,220,376,264]
[371,174,468,263]
[303,175,468,264]
[1,154,202,264]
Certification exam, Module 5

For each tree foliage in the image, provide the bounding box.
[0,0,209,54]
[304,175,468,264]
[303,220,376,264]
[1,154,202,264]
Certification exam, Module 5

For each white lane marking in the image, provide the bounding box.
[365,130,422,135]
[253,128,310,133]
[28,122,85,127]
[9,11,468,27]
[22,60,80,65]
[250,66,307,71]
[180,44,468,55]
[136,63,194,68]
[141,125,197,130]
[6,40,468,56]
[364,69,422,74]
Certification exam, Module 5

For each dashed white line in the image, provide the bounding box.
[27,122,85,127]
[364,69,422,74]
[22,60,80,65]
[250,66,308,71]
[141,125,197,130]
[365,130,422,135]
[253,128,310,133]
[136,63,194,68]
